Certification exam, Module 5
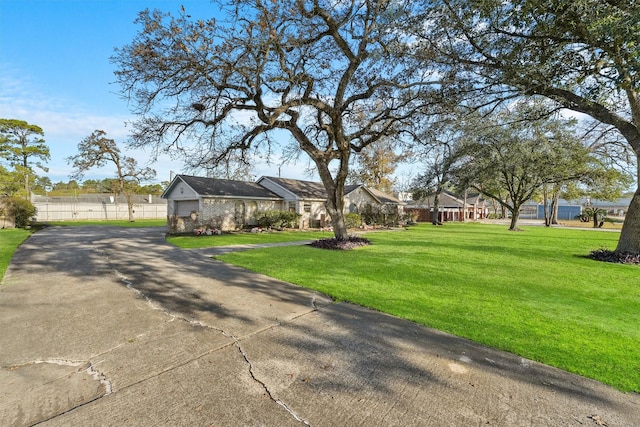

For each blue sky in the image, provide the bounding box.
[0,0,316,185]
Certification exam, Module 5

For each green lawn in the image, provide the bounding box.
[216,223,640,393]
[167,230,333,248]
[0,228,31,280]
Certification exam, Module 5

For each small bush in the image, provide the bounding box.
[344,213,362,229]
[590,249,640,265]
[310,235,371,250]
[2,196,36,227]
[256,210,301,229]
[403,211,419,224]
[360,204,401,226]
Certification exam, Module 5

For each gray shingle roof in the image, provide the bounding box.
[261,176,328,199]
[178,175,281,199]
[366,187,403,204]
[165,174,403,206]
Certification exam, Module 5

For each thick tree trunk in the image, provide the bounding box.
[616,188,640,254]
[508,208,520,231]
[614,141,640,253]
[432,192,440,225]
[327,204,349,239]
[314,151,350,240]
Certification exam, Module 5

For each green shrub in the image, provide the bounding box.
[361,204,383,225]
[404,211,419,224]
[256,210,301,229]
[3,196,36,227]
[344,213,362,229]
[360,204,401,226]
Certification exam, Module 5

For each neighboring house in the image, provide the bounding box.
[348,185,406,215]
[404,191,487,223]
[162,174,405,233]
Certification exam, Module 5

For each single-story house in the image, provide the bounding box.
[162,174,404,234]
[404,191,487,223]
[162,175,283,233]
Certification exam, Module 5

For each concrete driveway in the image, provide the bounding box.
[1,226,638,426]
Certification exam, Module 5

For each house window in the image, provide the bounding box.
[304,203,311,212]
[289,202,296,212]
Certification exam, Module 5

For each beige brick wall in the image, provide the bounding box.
[168,198,283,234]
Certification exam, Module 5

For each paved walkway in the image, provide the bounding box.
[1,226,638,426]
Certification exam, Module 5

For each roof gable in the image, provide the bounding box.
[259,176,327,200]
[365,187,403,204]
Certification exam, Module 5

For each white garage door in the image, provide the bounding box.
[175,200,199,216]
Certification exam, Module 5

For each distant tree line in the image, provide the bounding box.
[39,178,167,197]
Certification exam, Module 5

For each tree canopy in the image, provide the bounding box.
[412,0,640,253]
[113,0,443,238]
[0,118,50,197]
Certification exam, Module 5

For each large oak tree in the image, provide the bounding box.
[113,0,441,238]
[414,0,640,253]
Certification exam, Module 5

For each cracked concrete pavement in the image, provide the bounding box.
[1,226,638,426]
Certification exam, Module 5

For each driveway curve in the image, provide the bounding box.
[1,226,638,426]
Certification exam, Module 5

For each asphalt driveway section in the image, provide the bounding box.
[0,226,638,426]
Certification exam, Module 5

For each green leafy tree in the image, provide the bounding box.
[412,0,640,252]
[67,130,156,221]
[31,176,53,196]
[112,1,442,239]
[51,180,80,196]
[0,165,23,195]
[349,139,406,194]
[0,119,50,197]
[456,103,594,231]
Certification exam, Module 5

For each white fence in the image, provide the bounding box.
[32,195,167,221]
